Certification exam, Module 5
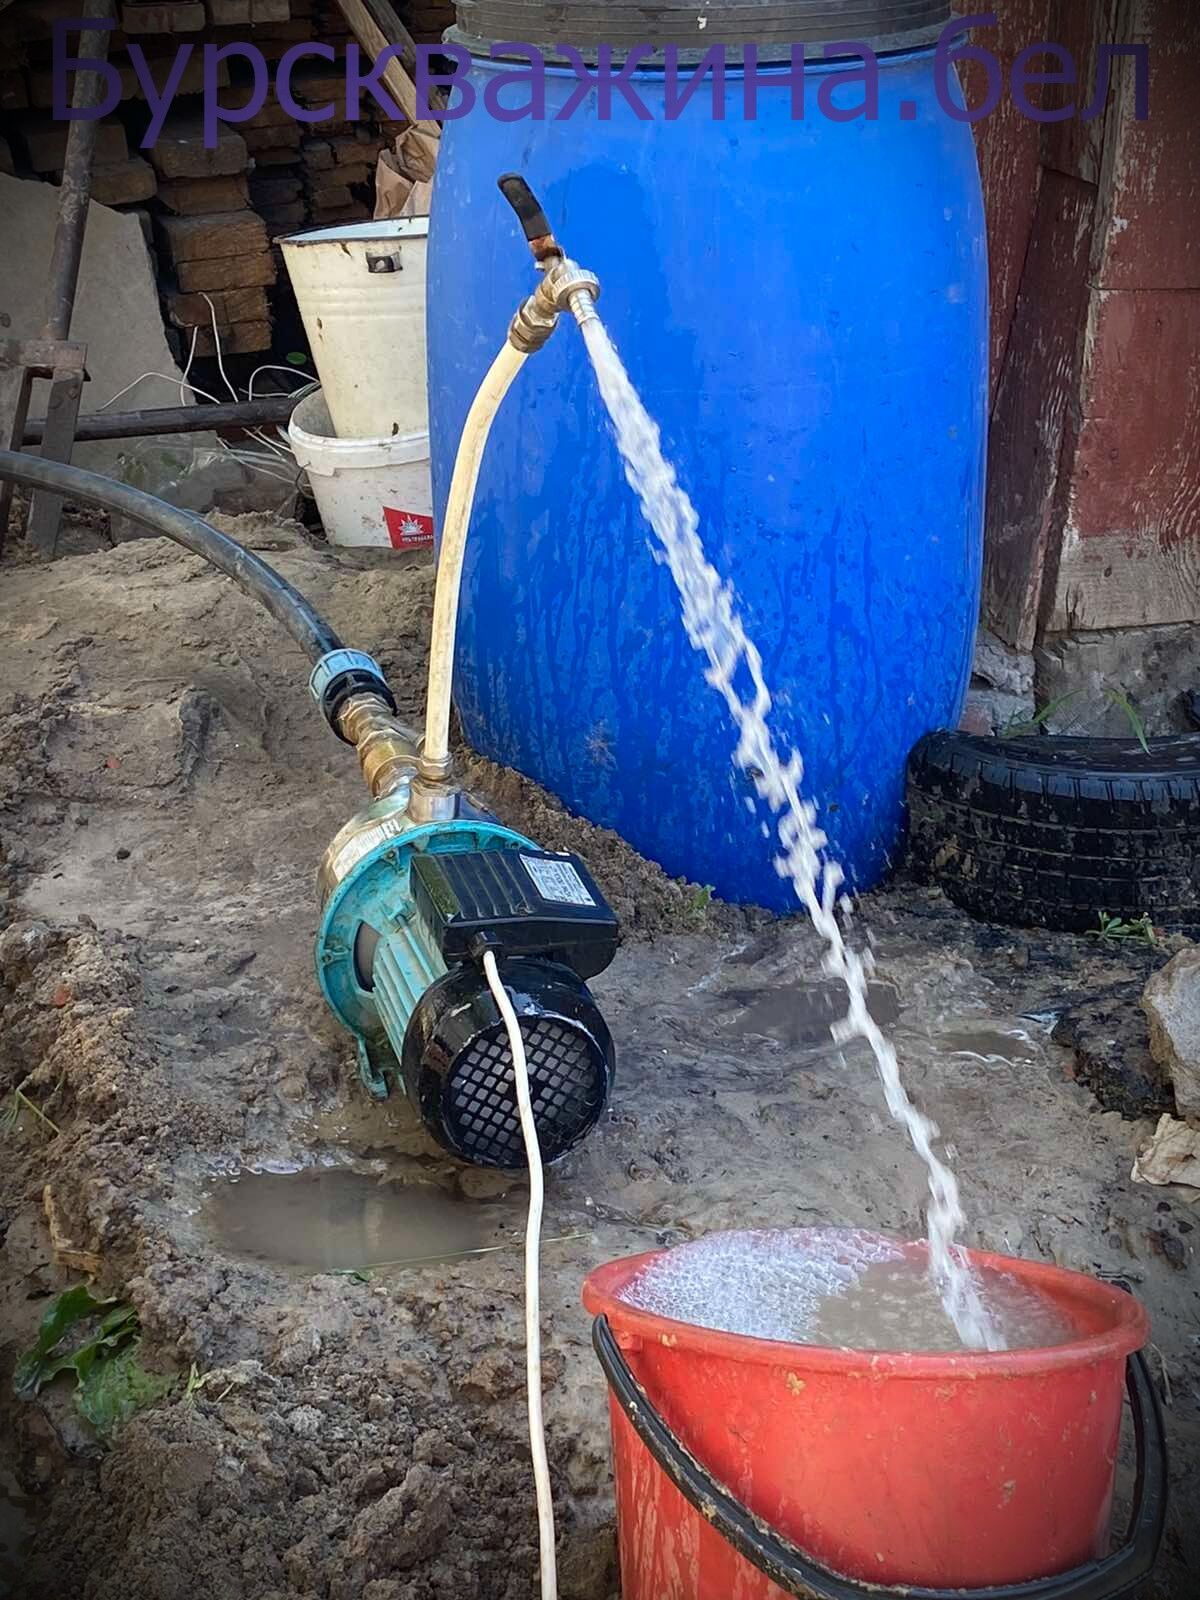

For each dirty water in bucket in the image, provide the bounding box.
[203,1166,520,1273]
[618,1230,1076,1354]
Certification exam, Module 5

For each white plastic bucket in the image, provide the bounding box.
[281,219,428,441]
[288,389,434,551]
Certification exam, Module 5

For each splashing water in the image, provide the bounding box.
[578,315,1001,1351]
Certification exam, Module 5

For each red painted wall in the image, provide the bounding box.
[966,0,1200,645]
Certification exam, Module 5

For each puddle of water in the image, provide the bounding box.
[936,1027,1038,1066]
[203,1167,520,1273]
[721,979,901,1048]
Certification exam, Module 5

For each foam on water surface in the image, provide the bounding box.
[618,1229,1075,1354]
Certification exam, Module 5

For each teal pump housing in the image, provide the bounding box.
[314,793,619,1169]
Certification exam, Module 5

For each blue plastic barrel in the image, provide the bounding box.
[428,37,987,912]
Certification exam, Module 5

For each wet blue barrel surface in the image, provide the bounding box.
[428,53,987,911]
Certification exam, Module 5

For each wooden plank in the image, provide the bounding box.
[158,209,268,262]
[158,173,250,213]
[120,1,207,31]
[29,51,226,106]
[1045,286,1200,630]
[148,118,247,179]
[1067,288,1200,540]
[1092,0,1200,290]
[1042,0,1121,185]
[981,172,1096,649]
[165,285,270,327]
[19,115,128,173]
[957,0,1054,401]
[330,0,441,133]
[1045,534,1200,631]
[176,252,276,291]
[89,155,158,205]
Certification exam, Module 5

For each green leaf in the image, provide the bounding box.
[286,351,309,366]
[75,1343,174,1438]
[13,1286,117,1398]
[96,1305,139,1339]
[1105,689,1150,754]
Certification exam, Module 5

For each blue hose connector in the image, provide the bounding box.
[309,649,397,740]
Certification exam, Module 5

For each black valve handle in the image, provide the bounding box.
[497,173,561,258]
[593,1315,1167,1600]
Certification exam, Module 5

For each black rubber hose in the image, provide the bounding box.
[0,449,342,665]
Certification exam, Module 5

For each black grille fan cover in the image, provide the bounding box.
[401,959,615,1169]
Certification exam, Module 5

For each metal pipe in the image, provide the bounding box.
[337,693,419,799]
[42,4,114,343]
[0,450,342,665]
[21,394,300,445]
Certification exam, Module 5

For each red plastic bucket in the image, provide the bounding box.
[582,1233,1165,1600]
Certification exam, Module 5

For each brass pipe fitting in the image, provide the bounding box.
[338,693,420,800]
[507,258,601,354]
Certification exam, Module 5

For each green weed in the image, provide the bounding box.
[999,692,1080,738]
[1000,686,1151,749]
[183,1363,234,1405]
[13,1285,174,1438]
[687,884,715,923]
[1,1082,60,1138]
[1104,690,1150,754]
[1092,912,1159,947]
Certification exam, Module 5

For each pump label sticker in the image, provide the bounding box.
[521,855,595,908]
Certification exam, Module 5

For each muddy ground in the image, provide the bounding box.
[0,524,1197,1599]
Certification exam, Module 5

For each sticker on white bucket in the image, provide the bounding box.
[384,508,435,550]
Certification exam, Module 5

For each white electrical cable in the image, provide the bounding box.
[247,363,314,399]
[179,326,200,408]
[481,948,558,1600]
[202,293,241,405]
[98,368,227,412]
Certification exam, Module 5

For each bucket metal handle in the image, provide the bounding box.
[592,1315,1167,1600]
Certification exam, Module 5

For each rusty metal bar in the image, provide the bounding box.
[21,394,301,445]
[27,4,116,552]
[41,4,115,343]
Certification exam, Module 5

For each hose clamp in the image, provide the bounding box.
[310,649,397,740]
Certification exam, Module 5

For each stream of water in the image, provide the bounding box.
[579,315,1001,1351]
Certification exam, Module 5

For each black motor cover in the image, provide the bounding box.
[411,847,619,979]
[401,958,616,1168]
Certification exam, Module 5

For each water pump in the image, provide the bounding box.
[309,186,616,1169]
[311,662,619,1169]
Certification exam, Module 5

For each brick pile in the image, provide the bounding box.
[0,0,453,370]
[149,119,274,356]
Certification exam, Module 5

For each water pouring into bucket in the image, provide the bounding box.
[418,173,1166,1600]
[545,211,1166,1599]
